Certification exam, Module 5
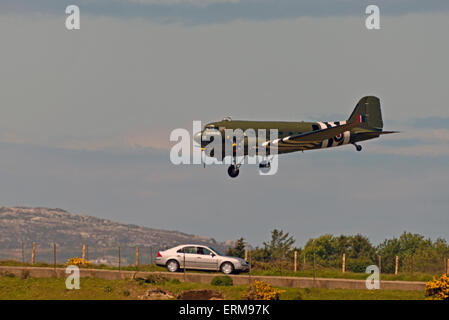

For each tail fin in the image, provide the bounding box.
[348,96,383,130]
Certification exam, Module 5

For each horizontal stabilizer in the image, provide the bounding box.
[263,120,365,148]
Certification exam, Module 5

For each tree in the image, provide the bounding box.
[225,237,246,259]
[377,231,439,273]
[303,234,337,266]
[303,234,376,272]
[263,229,295,261]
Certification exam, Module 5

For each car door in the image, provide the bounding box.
[196,247,218,270]
[177,246,198,269]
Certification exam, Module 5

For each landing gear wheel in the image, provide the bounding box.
[227,165,240,178]
[259,161,271,174]
[356,145,362,152]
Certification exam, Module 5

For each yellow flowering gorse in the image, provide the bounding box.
[425,274,449,300]
[242,280,285,300]
[66,257,92,267]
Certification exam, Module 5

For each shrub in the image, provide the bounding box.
[425,274,449,300]
[21,270,30,280]
[104,285,113,293]
[241,280,285,300]
[136,274,167,285]
[122,289,130,297]
[347,258,375,273]
[211,276,233,286]
[66,257,92,267]
[171,278,181,284]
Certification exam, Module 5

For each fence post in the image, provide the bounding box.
[118,246,121,272]
[342,253,346,273]
[82,244,86,264]
[244,248,248,261]
[303,253,306,270]
[313,252,316,285]
[446,258,449,275]
[443,257,446,275]
[395,256,399,275]
[31,242,36,265]
[279,255,283,276]
[53,243,56,271]
[21,241,25,266]
[248,251,251,283]
[136,246,139,267]
[183,247,186,282]
[294,251,297,273]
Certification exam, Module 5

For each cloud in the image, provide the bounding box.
[2,0,449,24]
[1,139,448,246]
[58,129,172,151]
[387,128,449,143]
[412,117,449,130]
[365,128,449,157]
[1,10,449,246]
[369,144,449,157]
[126,0,240,7]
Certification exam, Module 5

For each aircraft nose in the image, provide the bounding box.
[193,131,202,144]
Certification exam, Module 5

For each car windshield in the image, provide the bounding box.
[209,247,224,256]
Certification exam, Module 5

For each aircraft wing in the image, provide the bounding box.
[262,121,363,151]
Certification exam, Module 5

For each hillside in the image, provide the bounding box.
[0,206,225,265]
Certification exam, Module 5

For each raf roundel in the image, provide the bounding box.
[334,133,344,142]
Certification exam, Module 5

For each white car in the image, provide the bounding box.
[155,244,249,274]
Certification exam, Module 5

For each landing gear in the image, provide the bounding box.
[259,161,271,174]
[259,162,271,169]
[353,143,362,152]
[227,165,240,178]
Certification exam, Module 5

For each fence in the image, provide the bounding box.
[245,249,449,278]
[1,242,448,278]
[0,242,165,268]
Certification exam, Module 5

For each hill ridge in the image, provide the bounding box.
[0,206,225,264]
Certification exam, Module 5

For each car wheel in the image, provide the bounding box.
[220,262,234,274]
[166,260,179,272]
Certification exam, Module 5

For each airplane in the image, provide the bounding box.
[194,96,398,178]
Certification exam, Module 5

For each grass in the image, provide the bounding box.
[0,259,437,282]
[0,274,425,300]
[249,268,435,282]
[0,260,166,272]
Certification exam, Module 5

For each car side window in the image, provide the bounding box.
[198,247,212,255]
[177,246,196,254]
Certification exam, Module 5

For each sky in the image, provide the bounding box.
[0,1,448,247]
